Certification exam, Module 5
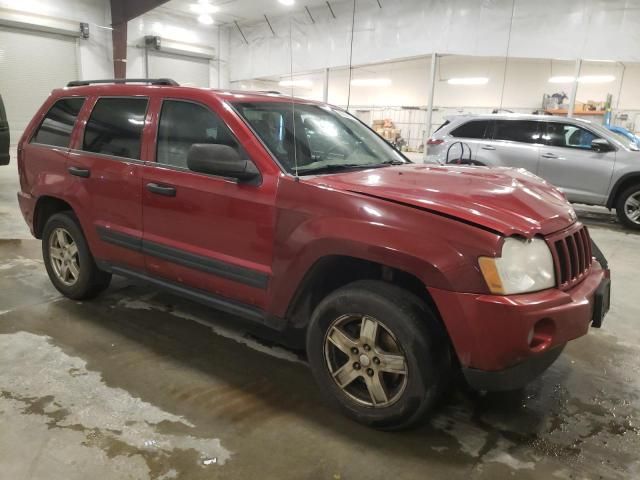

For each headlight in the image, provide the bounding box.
[478,237,555,295]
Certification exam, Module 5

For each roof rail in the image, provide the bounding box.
[67,78,179,87]
[257,90,283,95]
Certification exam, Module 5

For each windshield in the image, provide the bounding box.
[232,102,409,175]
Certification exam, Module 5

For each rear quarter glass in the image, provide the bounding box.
[0,94,10,165]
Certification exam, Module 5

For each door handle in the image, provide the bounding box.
[481,145,496,150]
[541,153,558,159]
[146,182,176,197]
[68,166,90,178]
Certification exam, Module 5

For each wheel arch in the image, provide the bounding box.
[284,255,445,334]
[606,173,640,209]
[33,195,74,239]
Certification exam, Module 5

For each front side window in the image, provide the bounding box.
[493,120,542,144]
[83,97,148,160]
[31,97,85,148]
[156,100,242,169]
[450,120,489,139]
[544,123,599,150]
[233,102,408,175]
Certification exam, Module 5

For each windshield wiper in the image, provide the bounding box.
[298,164,383,175]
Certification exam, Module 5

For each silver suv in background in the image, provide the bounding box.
[427,114,640,229]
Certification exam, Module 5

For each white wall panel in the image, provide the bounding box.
[228,0,640,81]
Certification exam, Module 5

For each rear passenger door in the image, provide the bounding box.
[478,120,543,173]
[537,121,615,204]
[67,96,148,270]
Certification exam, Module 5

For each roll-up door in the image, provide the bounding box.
[0,26,79,143]
[147,50,210,88]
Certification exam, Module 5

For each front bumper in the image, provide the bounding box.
[429,263,608,389]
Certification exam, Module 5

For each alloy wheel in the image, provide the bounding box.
[323,314,409,408]
[49,227,80,286]
[624,192,640,225]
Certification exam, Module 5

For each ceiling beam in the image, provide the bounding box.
[110,0,170,25]
[110,0,171,78]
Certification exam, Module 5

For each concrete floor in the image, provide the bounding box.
[1,155,639,480]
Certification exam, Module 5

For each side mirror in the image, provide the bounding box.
[591,138,613,153]
[187,144,260,183]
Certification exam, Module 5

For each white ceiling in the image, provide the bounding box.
[159,0,334,25]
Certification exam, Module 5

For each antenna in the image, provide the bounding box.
[346,0,356,111]
[288,17,299,178]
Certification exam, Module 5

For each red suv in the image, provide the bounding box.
[17,79,610,429]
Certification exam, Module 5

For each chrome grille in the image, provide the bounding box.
[548,224,592,290]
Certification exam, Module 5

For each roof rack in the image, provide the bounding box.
[67,78,179,87]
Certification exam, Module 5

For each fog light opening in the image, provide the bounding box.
[529,318,555,352]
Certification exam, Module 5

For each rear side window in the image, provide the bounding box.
[450,120,489,139]
[31,98,85,148]
[493,120,542,144]
[83,97,148,160]
[434,120,450,133]
[156,100,241,169]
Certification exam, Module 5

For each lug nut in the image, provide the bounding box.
[373,357,380,365]
[367,368,374,377]
[363,344,371,351]
[351,347,359,355]
[353,362,361,370]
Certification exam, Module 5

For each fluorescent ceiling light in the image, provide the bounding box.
[548,76,575,83]
[198,14,214,24]
[279,0,295,5]
[350,78,392,87]
[578,75,615,83]
[447,77,489,85]
[279,79,313,88]
[548,75,615,84]
[190,2,218,14]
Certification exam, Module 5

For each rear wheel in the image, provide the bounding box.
[42,211,111,299]
[615,184,640,230]
[306,280,450,430]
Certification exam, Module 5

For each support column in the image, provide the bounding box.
[567,58,582,118]
[112,22,127,79]
[110,0,171,78]
[423,52,437,161]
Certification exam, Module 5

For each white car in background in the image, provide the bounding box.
[426,114,640,229]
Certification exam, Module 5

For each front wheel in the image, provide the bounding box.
[306,280,450,430]
[615,184,640,230]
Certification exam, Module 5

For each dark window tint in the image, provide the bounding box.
[83,97,147,159]
[157,100,241,169]
[451,120,489,139]
[544,123,599,149]
[493,120,542,144]
[31,98,85,148]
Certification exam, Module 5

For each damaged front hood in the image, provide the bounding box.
[305,164,577,237]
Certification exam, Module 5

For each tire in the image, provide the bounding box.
[306,280,450,430]
[42,211,111,300]
[615,184,640,230]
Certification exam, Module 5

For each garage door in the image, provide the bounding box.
[0,27,79,144]
[147,50,210,88]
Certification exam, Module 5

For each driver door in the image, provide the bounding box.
[538,121,616,205]
[141,97,276,311]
